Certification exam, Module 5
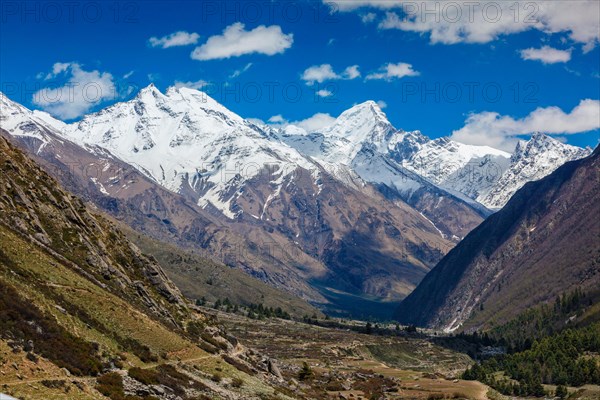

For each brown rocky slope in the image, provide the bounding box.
[396,145,600,331]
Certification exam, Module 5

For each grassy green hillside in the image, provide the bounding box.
[0,135,299,399]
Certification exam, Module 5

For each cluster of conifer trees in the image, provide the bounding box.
[197,297,291,320]
[462,289,600,397]
[464,323,600,396]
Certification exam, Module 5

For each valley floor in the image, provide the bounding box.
[216,310,490,399]
[2,305,600,400]
[217,310,600,400]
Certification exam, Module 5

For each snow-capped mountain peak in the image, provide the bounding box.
[271,97,591,212]
[513,132,587,162]
[1,89,592,219]
[286,99,401,168]
[478,132,592,209]
[167,86,247,124]
[511,132,591,170]
[0,92,67,140]
[137,82,162,97]
[320,100,394,147]
[0,92,32,128]
[56,85,318,218]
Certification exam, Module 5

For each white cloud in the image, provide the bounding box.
[451,99,600,151]
[123,70,135,79]
[33,62,116,120]
[332,1,403,11]
[327,38,336,46]
[191,23,293,60]
[268,114,286,123]
[47,62,70,79]
[332,1,600,50]
[302,64,338,83]
[172,79,210,90]
[366,62,419,80]
[344,65,361,80]
[377,100,388,109]
[301,64,361,84]
[316,89,333,97]
[293,113,336,132]
[38,62,71,80]
[361,12,377,24]
[230,62,253,78]
[149,31,200,48]
[521,46,572,64]
[264,113,336,133]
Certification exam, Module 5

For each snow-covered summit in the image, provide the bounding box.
[478,133,592,209]
[513,132,590,162]
[320,101,393,144]
[279,100,399,166]
[0,92,67,140]
[57,85,320,218]
[278,101,590,211]
[1,88,592,217]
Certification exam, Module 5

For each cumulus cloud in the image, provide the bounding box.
[268,114,286,123]
[191,23,293,60]
[46,62,70,79]
[361,12,377,23]
[149,31,200,48]
[366,62,419,80]
[344,65,361,79]
[301,64,361,84]
[293,113,336,132]
[264,113,336,133]
[302,65,338,83]
[331,1,600,50]
[451,99,600,151]
[332,0,403,11]
[33,62,116,120]
[316,89,333,97]
[171,79,210,90]
[520,46,572,64]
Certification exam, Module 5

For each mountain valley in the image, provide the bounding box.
[2,3,600,399]
[0,86,598,400]
[1,89,591,320]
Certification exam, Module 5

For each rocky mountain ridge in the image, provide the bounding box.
[0,88,591,318]
[396,146,600,331]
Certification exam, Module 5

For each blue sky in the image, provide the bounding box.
[1,0,599,150]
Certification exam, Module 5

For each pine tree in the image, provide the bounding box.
[555,385,568,399]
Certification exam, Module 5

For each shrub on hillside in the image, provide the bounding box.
[0,282,103,376]
[128,367,159,385]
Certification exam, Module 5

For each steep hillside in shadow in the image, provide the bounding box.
[396,146,600,331]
